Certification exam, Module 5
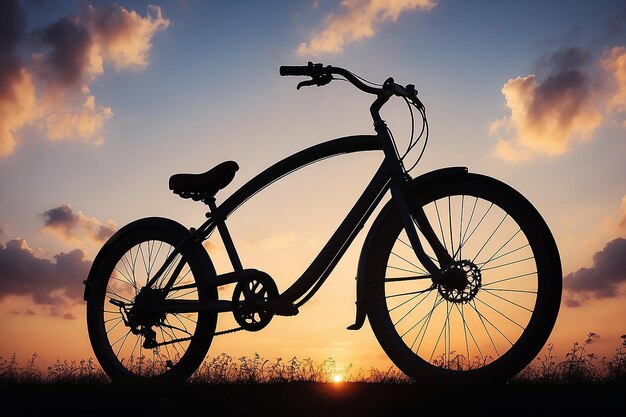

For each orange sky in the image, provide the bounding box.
[1,0,626,375]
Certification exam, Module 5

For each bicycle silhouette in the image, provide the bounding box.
[83,62,562,384]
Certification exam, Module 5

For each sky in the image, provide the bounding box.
[1,0,625,374]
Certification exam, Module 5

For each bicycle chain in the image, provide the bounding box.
[148,326,243,348]
[215,326,244,336]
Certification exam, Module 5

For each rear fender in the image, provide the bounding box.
[348,167,468,330]
[82,217,196,301]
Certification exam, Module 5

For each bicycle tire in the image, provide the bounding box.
[86,217,218,383]
[365,173,562,384]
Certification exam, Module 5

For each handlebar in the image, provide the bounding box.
[279,65,313,77]
[279,62,424,110]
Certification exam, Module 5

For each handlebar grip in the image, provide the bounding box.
[279,65,311,76]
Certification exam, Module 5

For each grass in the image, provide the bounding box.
[513,332,626,384]
[1,334,624,417]
[1,333,624,385]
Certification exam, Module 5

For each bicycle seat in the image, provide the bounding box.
[169,161,239,201]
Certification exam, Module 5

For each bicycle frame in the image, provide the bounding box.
[149,119,453,311]
[84,63,563,385]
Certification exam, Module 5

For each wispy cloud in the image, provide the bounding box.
[600,46,626,125]
[0,1,170,156]
[0,238,90,318]
[296,0,436,56]
[245,233,298,251]
[564,237,626,307]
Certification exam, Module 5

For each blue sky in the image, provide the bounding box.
[1,0,625,369]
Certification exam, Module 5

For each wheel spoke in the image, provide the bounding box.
[448,196,454,259]
[386,285,436,299]
[467,299,503,357]
[480,255,534,272]
[390,250,429,274]
[413,294,445,353]
[475,243,529,268]
[429,299,454,363]
[453,196,478,260]
[471,212,508,264]
[387,264,423,275]
[90,226,214,382]
[392,287,435,322]
[479,288,534,313]
[453,302,484,368]
[433,199,448,252]
[378,178,558,378]
[385,274,433,282]
[482,271,537,287]
[457,202,493,258]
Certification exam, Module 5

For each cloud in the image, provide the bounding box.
[256,233,297,250]
[0,0,170,156]
[41,204,116,245]
[600,46,626,123]
[36,12,98,86]
[89,4,171,71]
[564,237,626,307]
[0,238,91,316]
[0,0,36,156]
[619,196,626,236]
[34,84,113,144]
[490,47,603,161]
[296,0,436,56]
[34,3,170,83]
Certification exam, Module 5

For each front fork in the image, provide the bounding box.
[390,177,453,280]
[347,175,455,331]
[374,114,453,279]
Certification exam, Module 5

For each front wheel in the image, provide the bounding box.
[366,173,562,384]
[86,217,218,383]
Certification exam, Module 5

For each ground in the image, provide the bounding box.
[2,380,624,417]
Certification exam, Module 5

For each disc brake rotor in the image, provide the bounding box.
[438,260,481,303]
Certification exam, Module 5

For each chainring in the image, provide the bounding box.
[232,271,279,331]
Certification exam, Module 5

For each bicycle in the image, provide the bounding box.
[83,62,562,385]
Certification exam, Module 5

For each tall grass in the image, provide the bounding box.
[512,332,626,384]
[1,333,624,385]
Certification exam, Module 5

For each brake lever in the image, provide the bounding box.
[296,79,316,90]
[296,73,333,90]
[404,84,425,111]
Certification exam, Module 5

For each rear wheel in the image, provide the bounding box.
[366,173,562,384]
[86,217,217,383]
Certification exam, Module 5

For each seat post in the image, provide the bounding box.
[206,197,243,272]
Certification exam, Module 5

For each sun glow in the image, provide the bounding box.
[332,374,343,383]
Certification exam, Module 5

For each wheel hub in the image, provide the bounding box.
[128,287,167,325]
[437,260,481,303]
[125,287,167,347]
